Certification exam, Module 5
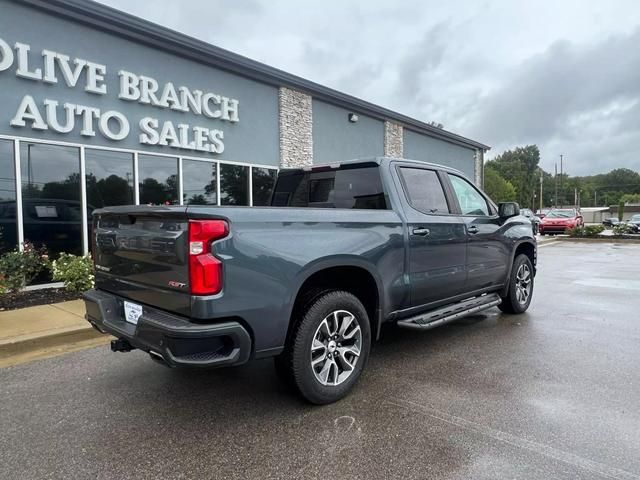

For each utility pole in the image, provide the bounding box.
[559,154,564,208]
[540,173,543,213]
[594,190,597,207]
[554,163,558,208]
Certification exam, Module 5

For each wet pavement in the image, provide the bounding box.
[1,241,639,479]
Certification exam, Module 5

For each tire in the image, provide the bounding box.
[499,254,534,314]
[276,290,371,404]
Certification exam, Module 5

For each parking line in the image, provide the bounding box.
[386,398,639,480]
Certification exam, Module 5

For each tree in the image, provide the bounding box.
[483,167,516,203]
[620,193,640,204]
[486,145,540,209]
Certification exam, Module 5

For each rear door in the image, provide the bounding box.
[93,207,191,316]
[394,164,467,307]
[445,174,510,292]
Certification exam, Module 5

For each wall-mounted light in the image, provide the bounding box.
[348,113,359,123]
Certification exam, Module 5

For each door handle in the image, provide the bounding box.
[468,225,479,234]
[412,227,430,236]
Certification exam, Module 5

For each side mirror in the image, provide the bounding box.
[498,202,520,218]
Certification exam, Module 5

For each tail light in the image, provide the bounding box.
[188,220,229,295]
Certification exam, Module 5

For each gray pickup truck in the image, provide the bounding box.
[84,157,536,404]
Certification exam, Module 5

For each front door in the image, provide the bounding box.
[395,166,467,307]
[446,174,510,292]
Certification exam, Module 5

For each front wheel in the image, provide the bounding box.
[276,290,371,404]
[499,254,534,314]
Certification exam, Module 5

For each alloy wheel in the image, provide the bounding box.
[310,310,362,386]
[515,263,532,305]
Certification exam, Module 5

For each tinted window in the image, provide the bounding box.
[272,164,387,209]
[252,167,277,206]
[182,160,217,205]
[399,168,449,214]
[449,175,489,216]
[220,164,249,206]
[85,149,134,208]
[20,143,82,258]
[0,139,16,253]
[139,154,178,205]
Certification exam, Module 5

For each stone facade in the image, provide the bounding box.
[384,121,403,158]
[279,87,313,168]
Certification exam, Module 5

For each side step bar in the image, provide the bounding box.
[396,293,502,330]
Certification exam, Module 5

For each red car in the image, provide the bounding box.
[539,209,583,235]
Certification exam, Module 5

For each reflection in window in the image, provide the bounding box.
[85,149,134,208]
[272,164,387,209]
[139,154,178,205]
[182,160,217,205]
[400,168,450,214]
[0,140,16,253]
[220,164,248,206]
[252,168,277,206]
[449,174,489,216]
[20,143,82,258]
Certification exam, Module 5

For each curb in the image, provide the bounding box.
[553,237,640,244]
[0,323,108,361]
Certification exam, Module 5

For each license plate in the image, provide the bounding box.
[123,301,143,325]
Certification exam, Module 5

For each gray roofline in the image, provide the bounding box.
[13,0,490,151]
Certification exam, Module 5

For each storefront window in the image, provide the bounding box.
[0,140,17,254]
[252,167,277,206]
[139,154,178,205]
[182,160,217,205]
[220,164,248,206]
[20,143,82,257]
[85,149,134,208]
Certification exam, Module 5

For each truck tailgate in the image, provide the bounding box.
[93,207,191,316]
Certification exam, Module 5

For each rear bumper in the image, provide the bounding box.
[539,225,571,233]
[83,289,252,368]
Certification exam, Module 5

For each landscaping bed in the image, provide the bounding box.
[0,288,82,311]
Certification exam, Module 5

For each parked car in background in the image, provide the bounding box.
[520,208,541,234]
[83,157,537,404]
[539,208,583,235]
[602,217,621,228]
[536,209,550,219]
[627,214,640,233]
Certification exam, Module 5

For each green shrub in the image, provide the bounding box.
[51,253,95,292]
[567,226,583,237]
[0,242,50,292]
[583,224,605,237]
[613,223,634,236]
[567,225,604,237]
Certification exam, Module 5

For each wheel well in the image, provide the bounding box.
[287,266,380,344]
[515,242,536,272]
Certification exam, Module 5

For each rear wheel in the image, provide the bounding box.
[499,254,534,314]
[276,290,371,404]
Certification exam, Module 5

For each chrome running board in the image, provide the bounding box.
[396,293,501,330]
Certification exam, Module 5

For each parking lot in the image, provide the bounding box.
[1,241,639,480]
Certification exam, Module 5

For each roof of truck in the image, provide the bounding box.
[284,157,468,177]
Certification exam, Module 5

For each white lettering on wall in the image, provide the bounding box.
[15,42,42,80]
[0,38,14,72]
[10,95,48,130]
[1,37,239,154]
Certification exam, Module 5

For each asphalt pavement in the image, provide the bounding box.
[1,241,639,480]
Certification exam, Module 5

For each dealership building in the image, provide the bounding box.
[0,0,489,260]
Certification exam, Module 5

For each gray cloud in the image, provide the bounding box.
[99,0,640,175]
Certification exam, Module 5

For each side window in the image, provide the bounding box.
[449,175,490,216]
[399,167,450,214]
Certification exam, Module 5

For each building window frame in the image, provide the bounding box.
[0,134,278,255]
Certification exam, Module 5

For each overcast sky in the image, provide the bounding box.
[99,0,640,176]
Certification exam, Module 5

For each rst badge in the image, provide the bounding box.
[168,280,187,289]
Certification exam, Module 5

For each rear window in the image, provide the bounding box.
[272,164,388,209]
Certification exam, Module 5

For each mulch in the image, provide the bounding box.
[0,288,82,312]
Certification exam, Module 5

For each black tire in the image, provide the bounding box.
[499,254,534,314]
[276,290,371,404]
